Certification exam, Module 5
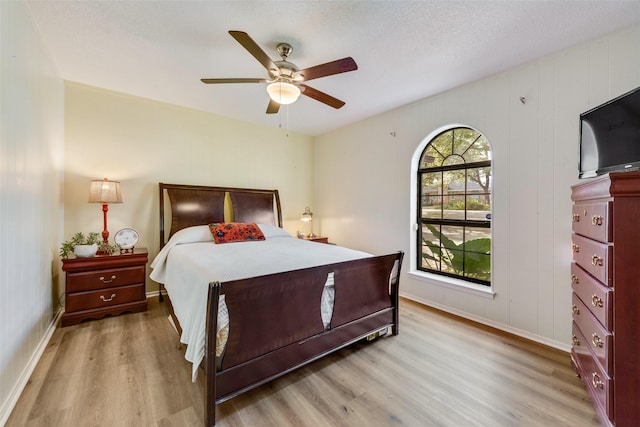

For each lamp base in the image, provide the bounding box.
[307,233,317,238]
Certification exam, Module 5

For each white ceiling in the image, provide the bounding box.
[25,1,640,136]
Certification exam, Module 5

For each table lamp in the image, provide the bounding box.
[301,206,316,238]
[89,178,122,246]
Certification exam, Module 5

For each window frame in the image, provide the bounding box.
[415,126,492,287]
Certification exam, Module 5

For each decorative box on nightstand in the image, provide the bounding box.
[61,248,148,327]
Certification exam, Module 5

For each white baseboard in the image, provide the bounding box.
[0,307,63,427]
[399,292,571,353]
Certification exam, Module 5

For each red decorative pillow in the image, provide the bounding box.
[209,222,266,244]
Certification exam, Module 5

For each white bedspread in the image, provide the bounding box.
[149,224,371,381]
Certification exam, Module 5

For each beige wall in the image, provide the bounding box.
[63,82,315,294]
[315,24,640,350]
[0,2,64,424]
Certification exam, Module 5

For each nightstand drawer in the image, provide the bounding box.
[66,265,145,292]
[66,283,146,312]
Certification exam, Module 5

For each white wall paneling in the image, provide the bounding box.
[315,24,640,350]
[0,1,64,423]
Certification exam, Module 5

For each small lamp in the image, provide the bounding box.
[266,81,301,105]
[300,206,316,238]
[88,178,122,246]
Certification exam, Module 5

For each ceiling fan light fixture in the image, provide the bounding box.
[266,81,301,105]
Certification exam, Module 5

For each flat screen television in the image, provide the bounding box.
[579,86,640,178]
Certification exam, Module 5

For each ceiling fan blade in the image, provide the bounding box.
[298,57,357,82]
[229,30,278,74]
[299,84,346,109]
[266,99,280,114]
[201,78,266,84]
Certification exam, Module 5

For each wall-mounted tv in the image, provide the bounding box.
[579,86,640,179]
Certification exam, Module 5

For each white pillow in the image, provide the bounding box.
[150,225,213,274]
[257,223,293,238]
[168,225,214,245]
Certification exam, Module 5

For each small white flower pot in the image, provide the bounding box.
[74,244,98,258]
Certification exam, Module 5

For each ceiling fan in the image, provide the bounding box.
[201,31,358,114]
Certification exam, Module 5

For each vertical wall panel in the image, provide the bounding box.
[609,25,640,95]
[537,56,557,339]
[508,63,541,332]
[482,73,511,326]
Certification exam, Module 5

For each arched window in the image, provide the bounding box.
[417,127,492,285]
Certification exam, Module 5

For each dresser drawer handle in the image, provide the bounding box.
[591,255,603,266]
[100,275,117,284]
[591,215,603,226]
[572,243,580,253]
[592,372,604,389]
[572,335,580,346]
[100,294,116,302]
[591,333,604,348]
[591,294,603,308]
[571,274,579,285]
[571,304,580,315]
[572,213,580,222]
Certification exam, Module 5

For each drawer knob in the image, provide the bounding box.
[571,304,580,315]
[591,215,603,226]
[571,274,579,285]
[100,275,117,284]
[592,372,604,389]
[572,335,580,346]
[591,333,604,348]
[591,294,603,308]
[591,255,603,266]
[572,213,580,222]
[572,243,580,253]
[100,293,116,302]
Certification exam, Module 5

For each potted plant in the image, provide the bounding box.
[59,232,118,258]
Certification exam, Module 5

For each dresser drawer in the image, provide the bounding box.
[66,265,145,292]
[571,262,613,329]
[572,202,612,242]
[66,283,145,312]
[572,323,613,423]
[571,234,612,286]
[572,294,613,374]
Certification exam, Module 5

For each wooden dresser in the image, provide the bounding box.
[571,171,640,426]
[61,248,148,327]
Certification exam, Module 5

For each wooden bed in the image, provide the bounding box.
[156,183,404,426]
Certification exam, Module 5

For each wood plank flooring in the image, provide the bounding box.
[7,297,600,426]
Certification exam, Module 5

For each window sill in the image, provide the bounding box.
[408,270,496,299]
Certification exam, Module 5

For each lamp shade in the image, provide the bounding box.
[88,178,122,204]
[266,81,301,105]
[300,206,313,222]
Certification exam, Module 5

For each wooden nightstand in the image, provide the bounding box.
[61,248,148,327]
[303,236,329,244]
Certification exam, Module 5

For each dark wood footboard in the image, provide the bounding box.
[204,251,404,426]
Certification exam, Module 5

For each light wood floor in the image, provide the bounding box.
[7,297,600,427]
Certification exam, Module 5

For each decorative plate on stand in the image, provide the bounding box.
[114,228,139,253]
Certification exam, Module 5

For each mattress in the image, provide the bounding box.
[149,224,371,381]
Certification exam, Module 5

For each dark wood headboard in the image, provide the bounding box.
[159,183,282,247]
